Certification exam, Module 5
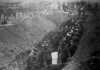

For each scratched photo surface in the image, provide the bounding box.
[0,0,99,70]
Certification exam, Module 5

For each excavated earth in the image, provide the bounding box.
[0,1,99,70]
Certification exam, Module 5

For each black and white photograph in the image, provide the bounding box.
[0,0,99,70]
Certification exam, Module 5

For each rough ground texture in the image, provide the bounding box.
[14,1,99,70]
[0,3,57,67]
[0,1,99,70]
